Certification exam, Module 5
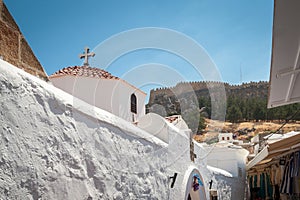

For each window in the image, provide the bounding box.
[130,93,137,114]
[227,137,230,140]
[222,137,225,140]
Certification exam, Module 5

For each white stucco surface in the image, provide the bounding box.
[204,141,249,199]
[137,113,169,143]
[218,133,233,142]
[0,59,248,200]
[50,74,146,122]
[0,60,167,199]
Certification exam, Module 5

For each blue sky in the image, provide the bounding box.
[5,0,273,93]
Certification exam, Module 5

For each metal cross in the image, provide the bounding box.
[79,47,95,66]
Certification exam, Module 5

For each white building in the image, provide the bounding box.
[205,142,249,178]
[165,115,190,130]
[49,66,146,122]
[203,141,249,199]
[2,57,254,200]
[218,132,233,143]
[137,114,190,143]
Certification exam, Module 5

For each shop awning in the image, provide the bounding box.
[246,133,300,170]
[268,0,300,108]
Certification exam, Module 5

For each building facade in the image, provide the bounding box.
[49,66,146,122]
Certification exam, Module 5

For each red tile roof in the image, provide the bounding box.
[49,66,119,80]
[165,115,180,123]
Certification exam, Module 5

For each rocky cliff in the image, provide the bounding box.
[147,81,269,116]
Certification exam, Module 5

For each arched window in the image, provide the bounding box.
[130,93,137,114]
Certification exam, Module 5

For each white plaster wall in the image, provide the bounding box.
[205,143,248,178]
[112,79,146,122]
[234,147,249,179]
[167,127,208,200]
[251,135,259,143]
[2,59,251,200]
[50,76,146,122]
[218,133,233,142]
[137,113,169,143]
[0,60,168,199]
[173,117,190,130]
[204,143,249,200]
[138,112,209,200]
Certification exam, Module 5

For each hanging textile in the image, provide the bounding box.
[266,173,273,198]
[293,151,299,177]
[279,151,300,195]
[249,176,253,190]
[254,174,257,188]
[260,173,266,198]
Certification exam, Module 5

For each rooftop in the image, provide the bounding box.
[165,115,180,123]
[49,66,119,80]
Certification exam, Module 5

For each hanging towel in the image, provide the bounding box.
[266,173,273,198]
[280,160,289,193]
[275,166,281,185]
[260,173,266,198]
[290,154,295,178]
[288,155,295,194]
[257,173,261,187]
[270,166,276,185]
[254,174,257,188]
[249,176,253,189]
[294,151,299,177]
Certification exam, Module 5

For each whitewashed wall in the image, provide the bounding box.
[205,142,248,177]
[204,142,249,199]
[137,112,209,200]
[218,133,233,142]
[0,60,167,199]
[50,76,146,122]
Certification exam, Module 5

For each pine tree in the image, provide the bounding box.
[227,105,243,123]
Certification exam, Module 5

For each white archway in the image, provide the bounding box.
[182,167,207,200]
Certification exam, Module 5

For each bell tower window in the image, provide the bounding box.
[131,93,137,114]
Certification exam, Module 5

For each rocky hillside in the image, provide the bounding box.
[147,81,268,114]
[194,119,300,143]
[148,81,268,105]
[147,81,300,123]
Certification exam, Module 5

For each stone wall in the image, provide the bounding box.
[0,0,48,81]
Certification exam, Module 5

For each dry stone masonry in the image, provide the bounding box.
[0,0,48,81]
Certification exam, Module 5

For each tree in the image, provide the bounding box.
[227,105,243,123]
[253,99,267,121]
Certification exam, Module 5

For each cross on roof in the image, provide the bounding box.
[79,47,95,66]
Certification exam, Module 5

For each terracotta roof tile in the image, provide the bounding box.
[165,115,180,123]
[49,66,119,80]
